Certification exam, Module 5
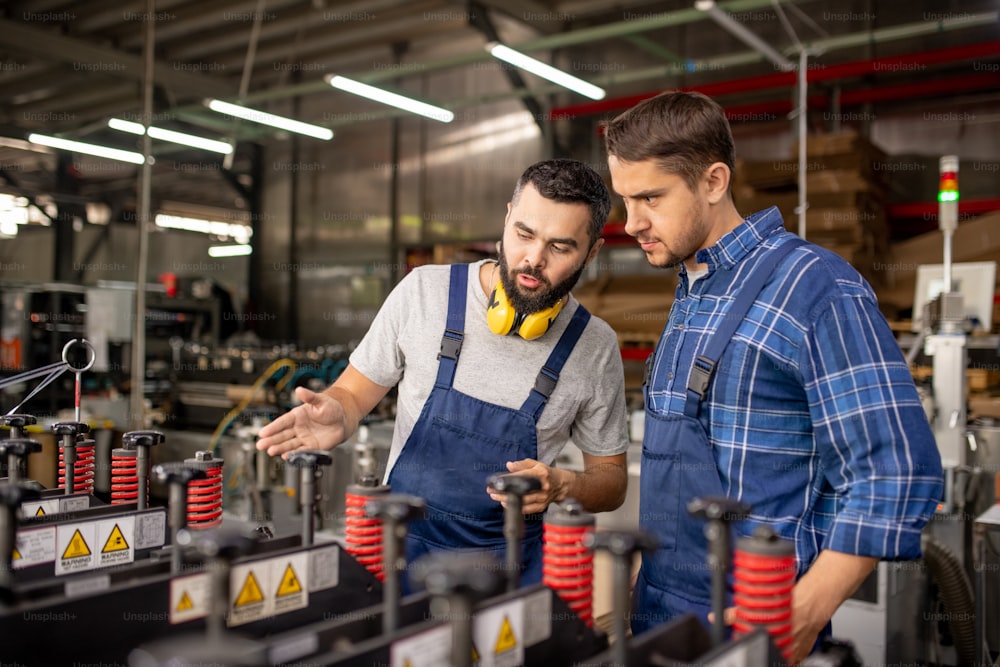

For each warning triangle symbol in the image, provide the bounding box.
[35,506,45,516]
[13,546,21,560]
[494,614,517,654]
[102,524,129,552]
[62,529,91,559]
[276,563,302,597]
[176,591,194,611]
[472,642,480,662]
[235,571,264,606]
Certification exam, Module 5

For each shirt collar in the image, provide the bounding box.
[693,206,785,272]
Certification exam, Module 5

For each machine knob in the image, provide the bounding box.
[51,421,90,437]
[486,473,542,497]
[411,551,505,598]
[0,483,40,507]
[0,438,42,458]
[153,463,208,486]
[286,450,333,468]
[122,430,165,448]
[365,494,426,523]
[2,415,37,429]
[687,496,751,523]
[585,528,659,557]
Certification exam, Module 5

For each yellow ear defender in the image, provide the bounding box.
[487,279,565,340]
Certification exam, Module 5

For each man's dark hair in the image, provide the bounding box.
[603,91,736,194]
[511,158,611,246]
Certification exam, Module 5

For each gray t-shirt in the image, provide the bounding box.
[350,260,630,479]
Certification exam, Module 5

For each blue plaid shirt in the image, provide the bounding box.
[649,207,943,573]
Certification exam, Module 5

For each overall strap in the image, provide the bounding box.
[521,306,591,420]
[683,238,805,419]
[435,264,468,389]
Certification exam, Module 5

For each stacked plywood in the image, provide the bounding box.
[574,273,676,341]
[733,131,890,288]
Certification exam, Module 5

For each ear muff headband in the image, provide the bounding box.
[486,278,564,340]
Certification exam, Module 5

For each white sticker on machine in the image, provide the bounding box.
[55,522,97,575]
[12,526,55,569]
[170,572,210,625]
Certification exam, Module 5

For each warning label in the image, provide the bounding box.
[97,516,134,567]
[390,623,452,667]
[226,552,311,626]
[273,553,308,614]
[473,601,525,667]
[176,591,194,611]
[494,615,517,654]
[169,572,209,625]
[56,523,97,575]
[229,563,268,627]
[236,571,265,606]
[103,525,129,552]
[62,530,91,559]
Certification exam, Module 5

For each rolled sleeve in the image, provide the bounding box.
[803,292,943,560]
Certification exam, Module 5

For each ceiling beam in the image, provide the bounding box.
[0,18,238,101]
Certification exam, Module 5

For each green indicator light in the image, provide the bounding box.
[938,190,960,203]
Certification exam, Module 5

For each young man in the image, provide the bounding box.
[604,91,943,662]
[257,158,629,585]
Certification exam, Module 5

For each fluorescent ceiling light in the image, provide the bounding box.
[206,99,333,140]
[326,75,454,123]
[108,118,233,154]
[695,1,794,71]
[208,244,252,258]
[486,43,605,100]
[155,213,252,244]
[27,133,147,165]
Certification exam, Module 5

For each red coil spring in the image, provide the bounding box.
[110,449,139,504]
[58,439,95,495]
[732,545,797,663]
[344,490,385,581]
[543,521,595,626]
[187,465,224,528]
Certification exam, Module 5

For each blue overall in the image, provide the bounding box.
[633,239,803,636]
[387,264,590,591]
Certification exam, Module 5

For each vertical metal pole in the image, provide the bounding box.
[796,48,808,240]
[611,553,630,667]
[130,0,155,430]
[300,466,314,546]
[382,519,401,634]
[169,481,187,574]
[504,495,523,592]
[0,504,14,591]
[450,594,474,667]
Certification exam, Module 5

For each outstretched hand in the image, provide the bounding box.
[255,386,349,459]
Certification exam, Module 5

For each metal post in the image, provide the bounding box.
[130,0,155,430]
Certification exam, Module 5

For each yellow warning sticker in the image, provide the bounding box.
[35,506,45,517]
[472,643,480,661]
[494,615,517,654]
[275,563,302,597]
[176,591,194,611]
[12,546,21,560]
[102,524,129,553]
[62,529,91,559]
[235,571,264,606]
[403,660,413,667]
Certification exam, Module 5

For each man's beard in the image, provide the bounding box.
[497,245,586,314]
